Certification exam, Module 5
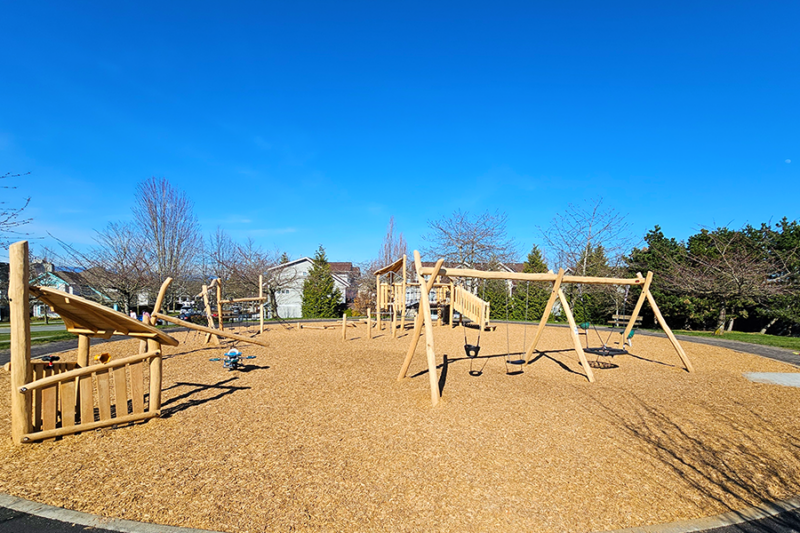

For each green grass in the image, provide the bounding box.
[674,330,800,351]
[0,330,76,349]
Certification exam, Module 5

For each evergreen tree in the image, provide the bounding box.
[279,252,290,264]
[512,245,550,321]
[301,246,342,318]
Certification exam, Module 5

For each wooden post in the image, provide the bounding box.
[259,274,265,335]
[147,338,162,412]
[397,257,445,381]
[413,252,443,406]
[341,313,347,341]
[77,334,90,367]
[400,254,407,331]
[151,277,172,324]
[623,272,652,343]
[525,269,565,363]
[201,284,220,345]
[557,289,595,383]
[376,275,382,331]
[645,290,694,372]
[392,304,397,338]
[9,241,32,445]
[449,282,455,327]
[216,281,224,331]
[367,308,373,339]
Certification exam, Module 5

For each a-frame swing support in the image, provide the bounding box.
[401,250,693,407]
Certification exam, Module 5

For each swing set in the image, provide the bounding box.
[399,251,694,406]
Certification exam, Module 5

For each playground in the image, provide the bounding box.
[1,323,800,532]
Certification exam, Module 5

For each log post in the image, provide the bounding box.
[259,274,264,335]
[449,282,455,327]
[525,269,565,363]
[201,284,220,345]
[400,254,407,331]
[646,290,694,372]
[9,241,32,445]
[341,313,347,341]
[216,281,224,331]
[77,334,91,367]
[397,257,444,381]
[147,338,162,413]
[391,304,397,338]
[623,272,652,344]
[413,252,443,406]
[368,308,373,339]
[376,274,382,331]
[557,288,594,383]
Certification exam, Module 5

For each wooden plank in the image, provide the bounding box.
[129,362,145,414]
[79,374,94,425]
[558,289,595,383]
[22,411,159,443]
[60,378,76,428]
[33,365,43,432]
[41,369,58,434]
[9,240,32,444]
[96,369,112,421]
[525,269,566,363]
[113,365,129,417]
[418,265,646,286]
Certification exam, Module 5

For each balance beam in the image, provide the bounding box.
[152,313,269,348]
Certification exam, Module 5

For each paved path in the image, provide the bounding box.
[1,328,799,532]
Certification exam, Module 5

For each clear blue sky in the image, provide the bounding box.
[1,1,797,264]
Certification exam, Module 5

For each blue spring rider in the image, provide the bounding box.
[209,348,256,371]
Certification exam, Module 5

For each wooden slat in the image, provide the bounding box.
[33,365,44,431]
[60,378,76,428]
[21,350,161,392]
[129,361,144,414]
[41,367,58,433]
[79,374,95,425]
[96,370,112,421]
[113,365,129,417]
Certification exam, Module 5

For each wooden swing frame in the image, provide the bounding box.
[399,250,694,406]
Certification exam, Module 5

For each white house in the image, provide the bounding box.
[265,258,355,318]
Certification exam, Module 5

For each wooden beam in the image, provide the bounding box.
[397,257,444,381]
[525,269,565,363]
[77,334,90,367]
[645,290,694,372]
[216,281,224,331]
[557,288,595,383]
[413,252,444,406]
[418,265,646,286]
[219,297,268,304]
[148,339,162,412]
[259,274,264,335]
[201,284,220,345]
[341,313,347,341]
[367,308,373,339]
[152,313,270,347]
[376,274,382,331]
[623,272,652,343]
[151,277,172,324]
[9,240,32,445]
[22,411,159,443]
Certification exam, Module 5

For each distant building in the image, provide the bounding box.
[265,258,358,318]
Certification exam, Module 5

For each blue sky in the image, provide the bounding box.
[1,1,797,264]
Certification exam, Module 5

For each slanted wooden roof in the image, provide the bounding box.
[374,256,405,276]
[30,286,179,346]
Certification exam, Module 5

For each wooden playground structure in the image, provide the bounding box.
[191,277,268,345]
[399,250,694,406]
[5,240,269,445]
[375,255,492,335]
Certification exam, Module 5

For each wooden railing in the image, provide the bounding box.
[452,286,490,329]
[18,350,161,443]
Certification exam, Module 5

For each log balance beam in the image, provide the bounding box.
[152,313,269,348]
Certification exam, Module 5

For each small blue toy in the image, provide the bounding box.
[209,348,256,371]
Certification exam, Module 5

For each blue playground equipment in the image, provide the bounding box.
[209,348,256,371]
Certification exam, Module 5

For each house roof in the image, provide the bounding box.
[266,257,353,286]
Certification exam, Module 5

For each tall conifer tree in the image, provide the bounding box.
[301,246,342,318]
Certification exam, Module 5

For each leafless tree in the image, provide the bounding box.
[663,228,795,331]
[378,216,407,268]
[206,227,236,286]
[422,209,516,267]
[1,172,32,247]
[540,199,635,275]
[133,177,202,293]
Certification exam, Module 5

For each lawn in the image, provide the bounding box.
[675,330,800,351]
[0,330,75,349]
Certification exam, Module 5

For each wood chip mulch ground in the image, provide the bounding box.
[1,322,799,533]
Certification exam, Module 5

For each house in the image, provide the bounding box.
[30,268,109,317]
[265,258,356,318]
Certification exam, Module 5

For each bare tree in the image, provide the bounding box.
[1,172,32,246]
[540,199,635,275]
[378,216,408,267]
[422,209,516,267]
[663,227,795,331]
[133,177,202,305]
[206,227,236,286]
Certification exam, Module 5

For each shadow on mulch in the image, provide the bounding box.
[575,387,800,529]
[160,377,255,418]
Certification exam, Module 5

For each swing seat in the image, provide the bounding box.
[464,344,480,358]
[507,358,525,365]
[584,346,627,357]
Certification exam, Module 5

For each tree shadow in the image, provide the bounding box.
[160,378,251,418]
[572,387,800,530]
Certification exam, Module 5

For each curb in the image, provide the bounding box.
[606,494,800,532]
[0,493,219,533]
